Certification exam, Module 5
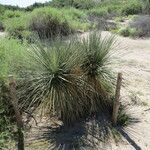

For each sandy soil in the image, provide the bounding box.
[101,31,150,150]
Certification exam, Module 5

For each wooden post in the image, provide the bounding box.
[112,73,122,126]
[9,75,24,150]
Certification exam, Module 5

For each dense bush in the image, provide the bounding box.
[0,21,4,31]
[4,7,90,40]
[88,8,109,18]
[29,10,72,39]
[121,1,142,15]
[118,27,139,37]
[0,81,13,149]
[72,0,96,9]
[4,15,31,40]
[52,0,97,9]
[88,0,143,19]
[129,15,150,37]
[0,38,27,77]
[141,0,150,14]
[29,7,90,39]
[3,10,24,19]
[0,38,27,149]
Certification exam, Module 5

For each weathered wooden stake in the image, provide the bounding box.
[112,73,122,126]
[9,75,24,150]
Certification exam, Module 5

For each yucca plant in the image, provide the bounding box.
[79,32,116,113]
[19,39,93,125]
[20,32,117,125]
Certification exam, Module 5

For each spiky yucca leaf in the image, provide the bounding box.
[80,32,116,113]
[20,39,92,125]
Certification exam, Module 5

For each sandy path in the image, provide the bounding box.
[102,31,150,150]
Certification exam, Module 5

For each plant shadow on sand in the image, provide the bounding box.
[31,110,141,150]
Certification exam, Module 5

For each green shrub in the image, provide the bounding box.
[0,38,27,77]
[89,0,142,18]
[121,2,142,15]
[29,9,73,39]
[0,80,13,149]
[72,0,96,9]
[129,15,150,37]
[88,8,108,17]
[118,27,130,37]
[53,0,96,9]
[4,15,29,40]
[129,28,140,37]
[3,10,24,19]
[0,38,27,149]
[91,0,123,16]
[29,7,90,39]
[141,0,150,14]
[4,7,90,39]
[118,27,139,37]
[0,21,4,31]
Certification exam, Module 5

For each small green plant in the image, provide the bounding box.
[129,28,139,37]
[118,27,130,37]
[118,27,139,37]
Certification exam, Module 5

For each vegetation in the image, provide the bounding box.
[0,38,27,77]
[118,27,139,37]
[117,15,150,37]
[0,0,147,149]
[121,1,142,15]
[0,21,4,31]
[52,0,97,9]
[130,15,150,37]
[141,0,150,14]
[19,32,115,125]
[29,7,89,39]
[0,80,13,149]
[0,0,145,40]
[3,7,90,40]
[0,38,27,148]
